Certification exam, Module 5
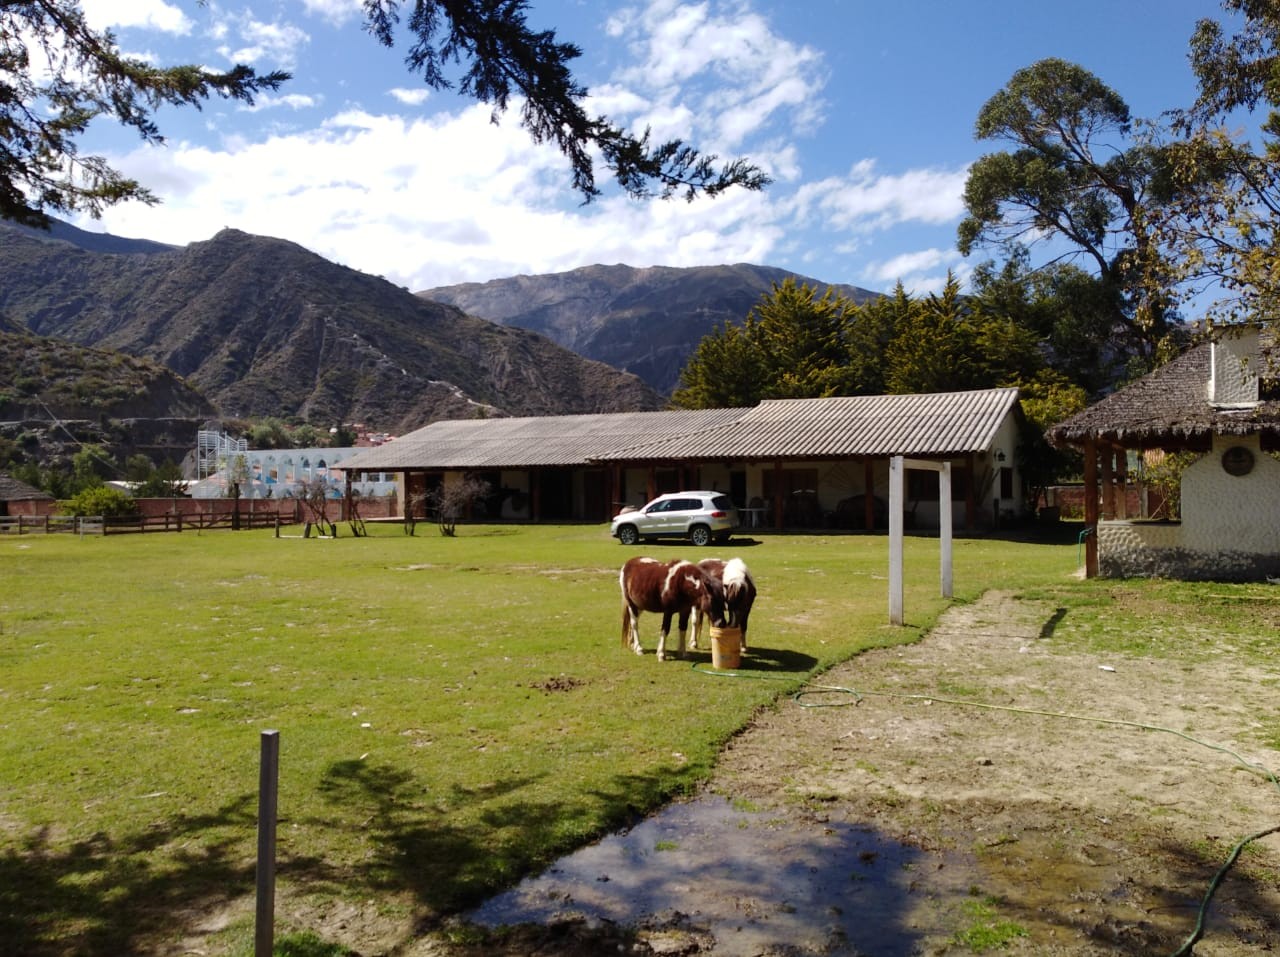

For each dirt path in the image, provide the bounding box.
[697,590,1280,955]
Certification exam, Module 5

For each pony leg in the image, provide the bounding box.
[676,611,691,659]
[622,605,644,655]
[689,608,702,651]
[657,612,673,661]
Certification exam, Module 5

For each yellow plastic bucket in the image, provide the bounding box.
[709,626,742,670]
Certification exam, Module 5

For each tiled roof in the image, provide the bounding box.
[0,473,55,501]
[1046,344,1280,449]
[341,389,1019,472]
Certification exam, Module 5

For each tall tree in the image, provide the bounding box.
[0,1,288,226]
[1155,0,1280,325]
[672,279,859,408]
[670,320,765,409]
[968,252,1129,396]
[836,283,913,396]
[673,274,1057,410]
[884,275,976,394]
[957,58,1178,363]
[750,278,853,398]
[2,1,768,228]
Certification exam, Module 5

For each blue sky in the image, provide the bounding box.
[69,0,1229,297]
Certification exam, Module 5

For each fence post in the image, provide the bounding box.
[255,729,280,957]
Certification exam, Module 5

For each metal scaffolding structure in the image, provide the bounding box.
[196,429,248,481]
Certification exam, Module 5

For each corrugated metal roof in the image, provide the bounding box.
[596,389,1021,461]
[342,389,1019,472]
[341,407,747,470]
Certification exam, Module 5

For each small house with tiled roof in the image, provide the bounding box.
[341,388,1025,531]
[1047,325,1280,580]
[0,473,56,518]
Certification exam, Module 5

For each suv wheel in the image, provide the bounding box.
[688,524,711,547]
[617,524,640,546]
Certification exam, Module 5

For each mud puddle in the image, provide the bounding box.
[466,794,981,954]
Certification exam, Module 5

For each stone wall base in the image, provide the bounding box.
[1100,546,1280,582]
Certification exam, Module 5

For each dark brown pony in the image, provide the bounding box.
[692,557,757,653]
[620,556,727,661]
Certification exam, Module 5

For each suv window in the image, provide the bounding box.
[710,495,735,510]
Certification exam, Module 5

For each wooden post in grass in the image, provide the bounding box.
[255,730,280,957]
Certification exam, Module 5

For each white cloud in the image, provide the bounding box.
[605,0,826,150]
[238,92,320,113]
[862,247,970,296]
[793,161,970,233]
[66,0,969,297]
[300,0,365,27]
[389,88,432,106]
[80,0,192,34]
[219,15,310,70]
[83,92,792,290]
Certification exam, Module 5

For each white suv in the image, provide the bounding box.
[610,491,740,546]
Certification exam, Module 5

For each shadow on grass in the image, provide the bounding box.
[0,794,260,957]
[303,759,708,920]
[306,760,557,913]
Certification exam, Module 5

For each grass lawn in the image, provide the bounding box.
[1,522,1082,954]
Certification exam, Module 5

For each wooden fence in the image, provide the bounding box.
[0,515,88,535]
[0,511,293,535]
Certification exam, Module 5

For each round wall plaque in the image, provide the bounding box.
[1221,445,1255,476]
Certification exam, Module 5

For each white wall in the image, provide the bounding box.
[1182,434,1280,554]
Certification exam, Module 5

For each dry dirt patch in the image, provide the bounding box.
[701,590,1280,955]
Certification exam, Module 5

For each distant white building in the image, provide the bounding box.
[188,446,398,501]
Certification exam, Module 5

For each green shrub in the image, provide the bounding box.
[61,485,138,517]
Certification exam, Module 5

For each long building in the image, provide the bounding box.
[341,388,1025,531]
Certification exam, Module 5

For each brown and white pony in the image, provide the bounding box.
[691,557,756,653]
[620,557,727,661]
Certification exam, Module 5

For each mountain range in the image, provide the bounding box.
[0,220,661,433]
[0,219,882,437]
[419,264,879,395]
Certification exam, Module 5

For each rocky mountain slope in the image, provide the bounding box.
[0,222,663,433]
[419,263,880,394]
[0,327,214,421]
[0,324,219,472]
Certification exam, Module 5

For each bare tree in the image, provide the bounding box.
[347,488,368,538]
[404,490,431,536]
[297,477,337,537]
[427,475,492,537]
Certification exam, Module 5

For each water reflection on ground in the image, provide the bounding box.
[468,795,974,955]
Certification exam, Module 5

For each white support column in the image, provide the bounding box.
[889,455,904,625]
[888,456,954,625]
[939,461,953,598]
